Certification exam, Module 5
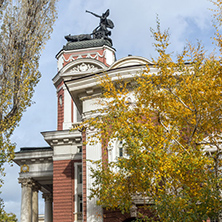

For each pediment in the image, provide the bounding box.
[60,58,107,76]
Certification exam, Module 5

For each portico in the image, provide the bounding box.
[14,147,53,222]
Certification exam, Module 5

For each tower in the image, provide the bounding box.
[49,32,116,222]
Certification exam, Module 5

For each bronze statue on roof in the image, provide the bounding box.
[86,9,114,39]
[65,9,114,45]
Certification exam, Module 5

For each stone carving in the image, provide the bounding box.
[72,63,99,73]
[65,9,114,45]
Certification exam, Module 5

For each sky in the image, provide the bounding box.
[0,0,219,220]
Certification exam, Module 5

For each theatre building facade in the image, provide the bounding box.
[13,10,158,222]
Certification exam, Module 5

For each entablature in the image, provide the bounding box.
[14,147,53,166]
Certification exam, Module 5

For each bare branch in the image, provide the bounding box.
[167,87,195,112]
[158,112,190,154]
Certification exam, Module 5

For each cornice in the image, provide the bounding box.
[41,129,82,147]
[56,44,115,59]
[14,149,53,166]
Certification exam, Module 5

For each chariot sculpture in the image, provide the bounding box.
[65,9,114,45]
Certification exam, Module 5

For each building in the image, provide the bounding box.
[13,10,157,222]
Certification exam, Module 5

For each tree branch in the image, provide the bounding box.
[167,87,195,112]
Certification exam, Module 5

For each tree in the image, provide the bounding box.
[0,0,57,218]
[0,198,18,222]
[86,2,222,222]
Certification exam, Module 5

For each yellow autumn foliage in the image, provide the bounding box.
[86,2,222,222]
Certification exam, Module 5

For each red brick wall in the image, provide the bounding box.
[57,85,64,130]
[53,160,74,222]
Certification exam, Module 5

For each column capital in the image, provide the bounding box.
[32,182,41,192]
[18,178,34,188]
[18,178,41,190]
[42,193,53,202]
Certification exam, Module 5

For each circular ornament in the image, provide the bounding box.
[79,63,88,72]
[21,164,29,173]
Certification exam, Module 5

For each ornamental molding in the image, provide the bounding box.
[71,63,99,73]
[62,50,106,64]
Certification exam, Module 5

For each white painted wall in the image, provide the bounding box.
[86,141,103,222]
[63,87,72,129]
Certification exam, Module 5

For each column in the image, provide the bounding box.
[43,193,53,222]
[19,178,33,222]
[32,183,40,222]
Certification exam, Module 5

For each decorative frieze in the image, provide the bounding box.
[62,50,106,64]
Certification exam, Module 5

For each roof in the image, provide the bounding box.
[62,38,113,51]
[17,147,52,153]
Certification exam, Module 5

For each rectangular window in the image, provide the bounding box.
[78,195,82,212]
[77,195,83,220]
[77,165,82,184]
